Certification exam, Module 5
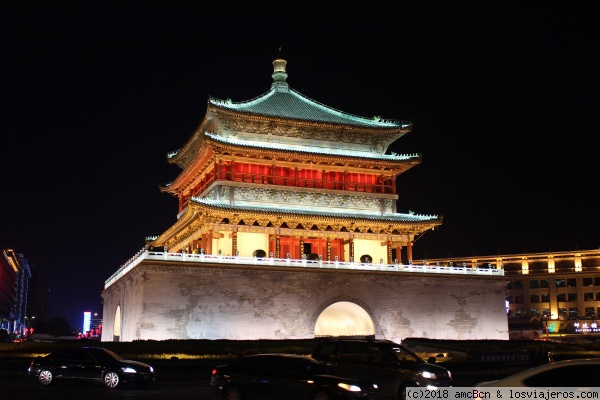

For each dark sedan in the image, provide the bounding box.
[27,346,155,389]
[210,353,378,400]
[476,358,600,387]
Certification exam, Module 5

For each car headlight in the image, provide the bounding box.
[122,367,137,373]
[421,371,437,379]
[338,383,362,392]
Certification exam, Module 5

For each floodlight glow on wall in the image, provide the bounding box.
[521,258,529,275]
[547,256,555,273]
[574,254,582,272]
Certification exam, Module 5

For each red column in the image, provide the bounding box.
[407,239,413,263]
[206,232,213,255]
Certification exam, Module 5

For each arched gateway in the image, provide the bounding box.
[313,300,376,337]
[101,255,507,342]
[101,57,509,342]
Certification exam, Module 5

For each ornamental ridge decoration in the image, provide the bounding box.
[213,114,403,150]
[230,186,388,214]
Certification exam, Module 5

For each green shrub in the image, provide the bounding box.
[4,338,600,362]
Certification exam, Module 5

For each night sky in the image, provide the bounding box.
[1,2,598,329]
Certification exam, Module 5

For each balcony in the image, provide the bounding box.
[105,250,505,289]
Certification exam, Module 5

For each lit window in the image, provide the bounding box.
[568,308,578,319]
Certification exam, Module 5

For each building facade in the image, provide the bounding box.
[414,249,600,335]
[0,249,31,338]
[101,57,509,342]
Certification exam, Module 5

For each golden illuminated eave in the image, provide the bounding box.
[162,145,216,195]
[151,201,442,252]
[167,105,216,169]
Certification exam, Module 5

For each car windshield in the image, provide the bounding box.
[391,345,423,363]
[89,348,123,363]
[310,360,335,375]
[238,355,334,377]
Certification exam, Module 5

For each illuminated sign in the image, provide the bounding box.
[83,312,91,334]
[574,321,600,333]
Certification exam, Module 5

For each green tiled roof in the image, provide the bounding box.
[192,198,439,223]
[209,58,410,129]
[205,132,419,161]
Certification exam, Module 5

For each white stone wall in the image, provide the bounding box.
[101,261,509,342]
[101,270,146,341]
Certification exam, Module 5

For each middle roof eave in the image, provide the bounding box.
[191,197,441,224]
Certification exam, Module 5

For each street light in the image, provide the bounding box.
[544,313,557,340]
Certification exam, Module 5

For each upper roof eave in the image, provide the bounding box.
[204,133,421,164]
[207,91,412,132]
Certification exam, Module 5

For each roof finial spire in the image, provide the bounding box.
[271,51,288,91]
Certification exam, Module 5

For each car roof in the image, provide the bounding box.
[477,358,600,387]
[502,358,600,377]
[318,338,403,347]
[53,346,104,352]
[320,338,397,344]
[249,353,314,359]
[531,358,600,368]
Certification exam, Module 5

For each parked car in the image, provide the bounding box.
[210,353,378,400]
[311,338,452,400]
[27,346,155,389]
[476,358,600,387]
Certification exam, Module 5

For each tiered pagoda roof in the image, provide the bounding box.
[151,57,442,253]
[168,58,414,170]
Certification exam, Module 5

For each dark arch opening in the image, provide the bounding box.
[253,249,267,258]
[360,254,373,263]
